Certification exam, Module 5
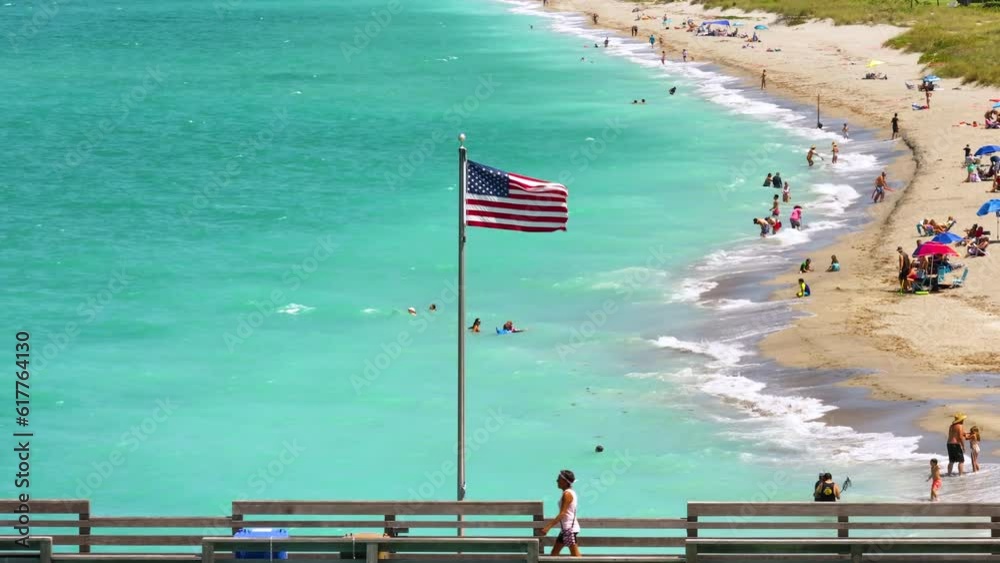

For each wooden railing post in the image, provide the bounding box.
[533,512,544,554]
[526,539,539,563]
[202,538,216,563]
[838,515,849,538]
[992,515,999,556]
[685,539,698,563]
[38,536,52,563]
[365,542,379,563]
[231,501,242,535]
[384,513,396,537]
[850,543,862,563]
[79,500,91,553]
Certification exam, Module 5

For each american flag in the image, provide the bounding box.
[465,160,569,232]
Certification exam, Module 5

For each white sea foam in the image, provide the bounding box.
[669,278,718,302]
[362,308,378,314]
[664,368,925,463]
[701,298,758,311]
[650,336,748,368]
[810,183,861,216]
[277,303,315,315]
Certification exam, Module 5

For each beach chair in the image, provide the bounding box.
[936,269,948,287]
[951,268,969,288]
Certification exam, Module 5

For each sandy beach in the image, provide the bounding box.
[547,0,1000,456]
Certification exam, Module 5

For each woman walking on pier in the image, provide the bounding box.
[541,470,581,556]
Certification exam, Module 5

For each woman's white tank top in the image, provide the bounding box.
[560,489,580,533]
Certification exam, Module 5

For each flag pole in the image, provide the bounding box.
[457,133,467,536]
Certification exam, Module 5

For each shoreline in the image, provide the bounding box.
[541,0,1000,459]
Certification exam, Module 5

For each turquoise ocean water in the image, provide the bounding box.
[3,0,988,533]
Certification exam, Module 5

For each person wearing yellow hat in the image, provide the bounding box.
[946,413,967,476]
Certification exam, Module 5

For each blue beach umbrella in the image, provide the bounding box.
[931,232,963,244]
[975,145,1000,156]
[755,24,768,30]
[976,199,1000,235]
[733,22,744,27]
[993,102,1000,109]
[922,74,940,82]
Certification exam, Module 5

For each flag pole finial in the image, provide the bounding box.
[458,133,466,146]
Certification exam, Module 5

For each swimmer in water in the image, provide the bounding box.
[503,320,525,333]
[429,304,437,312]
[407,307,417,316]
[669,86,676,95]
[469,318,481,333]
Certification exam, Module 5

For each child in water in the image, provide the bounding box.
[796,278,811,298]
[967,426,982,473]
[928,458,942,501]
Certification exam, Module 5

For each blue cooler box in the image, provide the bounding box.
[234,527,288,560]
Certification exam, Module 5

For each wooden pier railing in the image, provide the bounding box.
[1,499,998,562]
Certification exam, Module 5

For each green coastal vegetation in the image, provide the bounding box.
[671,0,1000,85]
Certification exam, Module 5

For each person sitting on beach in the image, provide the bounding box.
[814,474,839,501]
[796,278,811,298]
[469,318,481,333]
[799,258,813,273]
[763,173,773,187]
[827,255,840,272]
[992,174,1000,193]
[967,163,981,183]
[968,236,989,257]
[897,247,912,293]
[789,205,802,230]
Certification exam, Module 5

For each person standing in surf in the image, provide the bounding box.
[541,470,581,556]
[928,459,942,501]
[947,414,967,476]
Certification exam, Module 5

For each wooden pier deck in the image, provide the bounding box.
[1,499,998,562]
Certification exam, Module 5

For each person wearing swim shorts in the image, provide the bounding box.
[947,413,967,476]
[541,470,581,556]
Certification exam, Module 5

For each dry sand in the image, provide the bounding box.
[546,0,1000,455]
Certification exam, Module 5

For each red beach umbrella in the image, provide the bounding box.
[913,242,958,258]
